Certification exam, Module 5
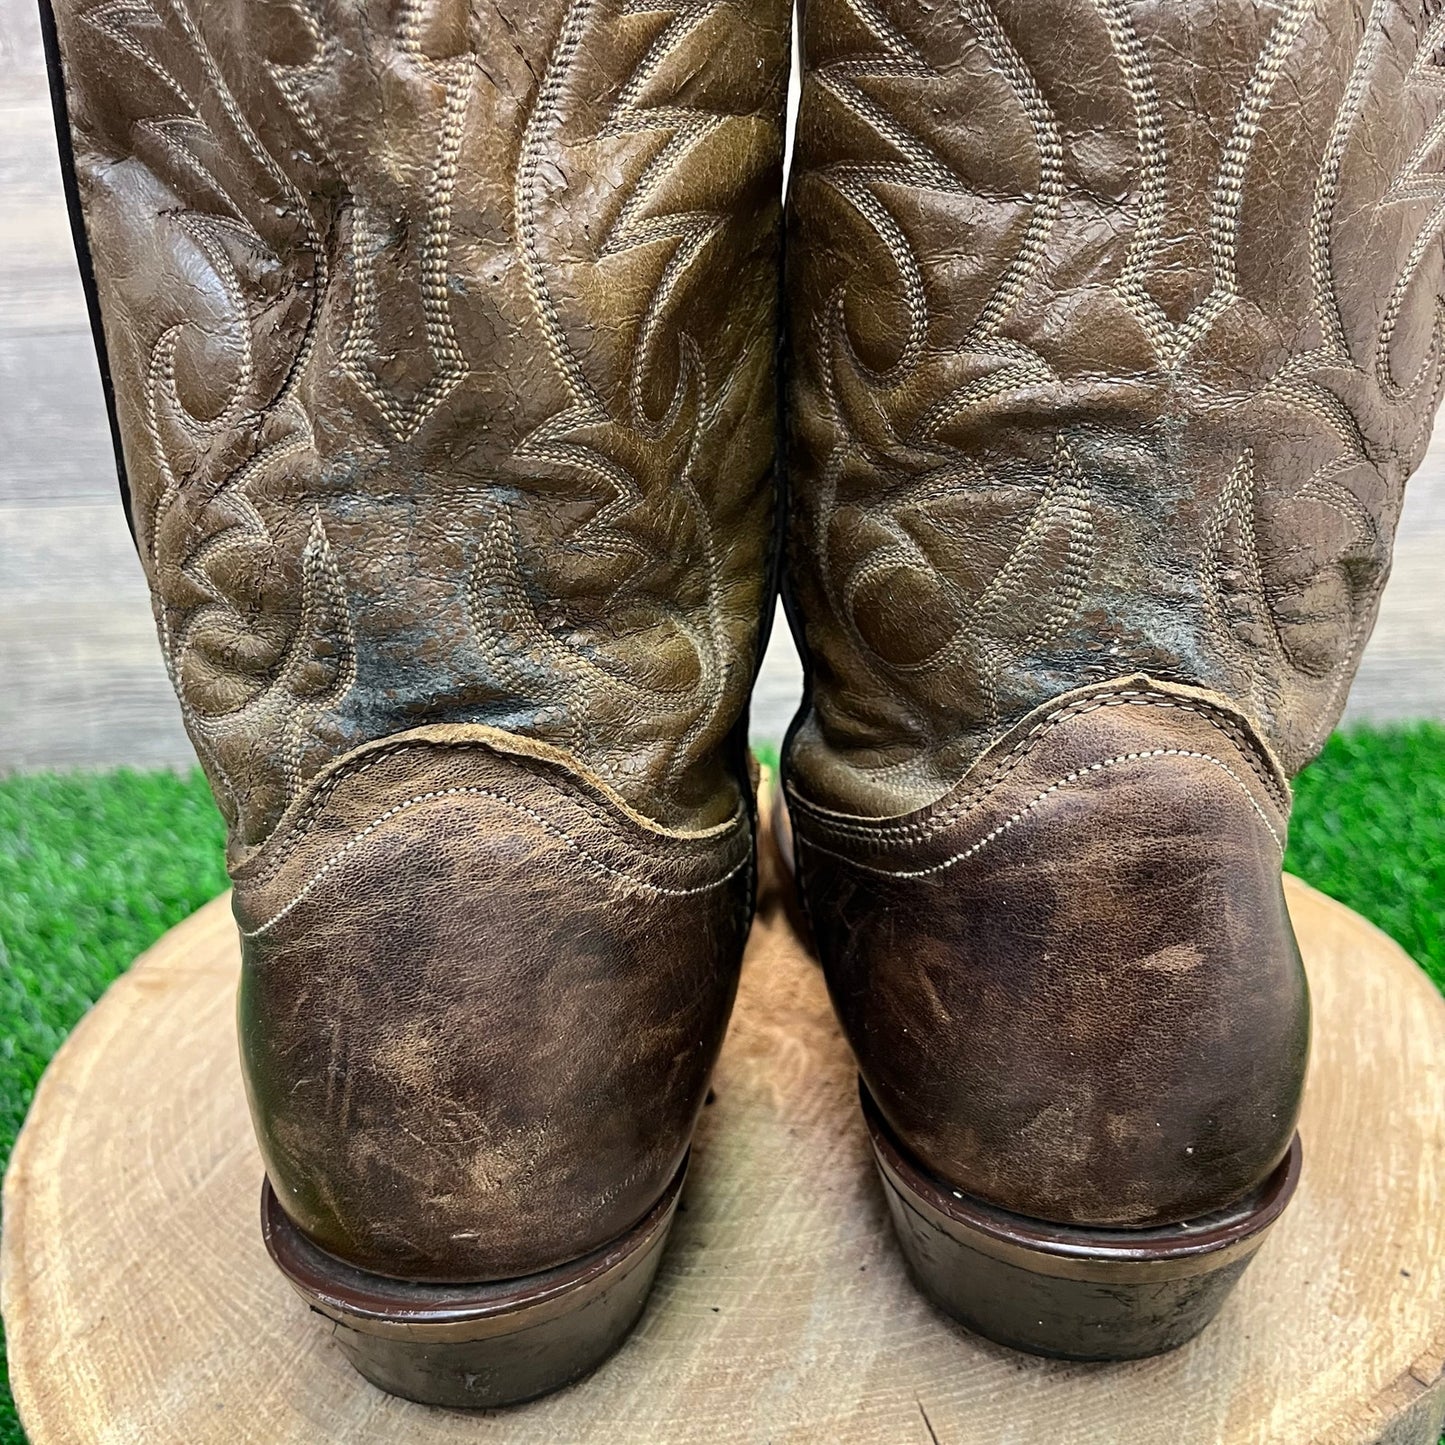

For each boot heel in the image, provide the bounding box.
[864,1089,1301,1361]
[261,1157,685,1407]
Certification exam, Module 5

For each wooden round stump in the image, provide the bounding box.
[4,838,1445,1443]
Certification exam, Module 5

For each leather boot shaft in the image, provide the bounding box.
[785,0,1445,816]
[44,0,789,1287]
[46,0,788,844]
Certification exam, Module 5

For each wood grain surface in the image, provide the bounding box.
[3,833,1444,1445]
[1,0,1444,768]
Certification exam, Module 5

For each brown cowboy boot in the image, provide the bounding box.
[42,0,787,1403]
[784,0,1443,1358]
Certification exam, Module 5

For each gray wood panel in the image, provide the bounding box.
[0,0,1440,773]
[0,105,90,337]
[0,333,115,503]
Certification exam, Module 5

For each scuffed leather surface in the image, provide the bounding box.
[232,724,752,1281]
[789,678,1308,1228]
[786,0,1445,816]
[47,0,787,845]
[45,0,786,1284]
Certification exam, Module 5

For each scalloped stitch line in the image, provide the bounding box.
[789,690,1286,845]
[799,748,1284,883]
[239,732,743,889]
[241,784,746,938]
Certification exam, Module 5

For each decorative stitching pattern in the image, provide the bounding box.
[268,0,472,441]
[1200,450,1294,738]
[70,0,784,844]
[236,728,748,894]
[489,0,776,789]
[788,0,1445,791]
[1095,0,1172,356]
[1377,11,1445,402]
[80,0,336,830]
[795,0,1090,768]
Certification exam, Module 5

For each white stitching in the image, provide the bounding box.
[1094,0,1172,356]
[799,747,1285,882]
[242,784,748,937]
[789,688,1288,843]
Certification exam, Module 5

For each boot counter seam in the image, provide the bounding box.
[240,784,752,938]
[795,746,1285,879]
[789,688,1288,844]
[237,734,746,890]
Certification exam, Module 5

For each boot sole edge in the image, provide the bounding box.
[260,1156,686,1407]
[863,1086,1301,1361]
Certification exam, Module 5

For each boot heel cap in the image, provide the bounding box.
[864,1089,1301,1361]
[261,1158,685,1407]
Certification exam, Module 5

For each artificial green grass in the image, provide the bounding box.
[1284,724,1445,993]
[0,771,228,1445]
[0,727,1442,1441]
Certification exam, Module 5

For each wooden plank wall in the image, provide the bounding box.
[2,0,1440,771]
[1,0,194,769]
